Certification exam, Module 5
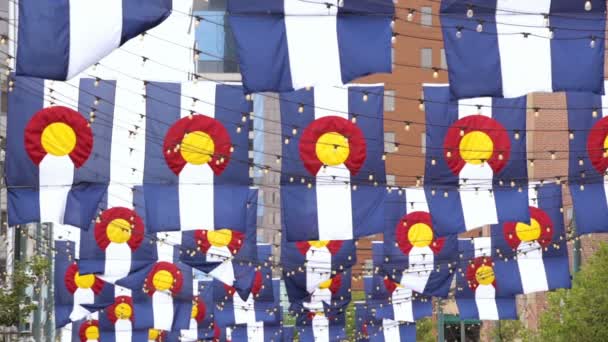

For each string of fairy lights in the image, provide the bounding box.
[1,0,606,337]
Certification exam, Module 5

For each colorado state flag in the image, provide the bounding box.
[180,188,258,287]
[165,280,216,342]
[16,0,172,80]
[567,81,608,234]
[213,244,280,327]
[280,85,386,241]
[363,274,432,323]
[227,0,394,92]
[440,0,606,99]
[55,240,115,329]
[142,81,251,233]
[77,191,156,283]
[423,84,529,235]
[382,189,457,297]
[7,76,118,226]
[295,309,346,342]
[114,233,193,331]
[456,238,517,320]
[282,237,356,294]
[354,303,417,342]
[491,183,571,295]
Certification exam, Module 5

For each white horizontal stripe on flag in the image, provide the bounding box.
[70,288,94,321]
[284,0,342,89]
[475,284,499,320]
[306,247,332,293]
[392,287,414,322]
[115,319,132,341]
[179,83,217,231]
[383,319,401,341]
[601,85,608,209]
[234,294,256,324]
[208,259,235,286]
[67,0,122,79]
[458,97,498,230]
[517,241,548,293]
[312,315,330,342]
[495,0,553,98]
[404,188,429,213]
[153,291,174,330]
[41,79,80,224]
[247,322,265,342]
[473,238,498,319]
[314,86,353,240]
[402,246,433,294]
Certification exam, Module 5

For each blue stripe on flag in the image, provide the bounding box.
[16,0,70,80]
[228,14,293,92]
[120,0,172,44]
[6,76,43,225]
[337,17,393,85]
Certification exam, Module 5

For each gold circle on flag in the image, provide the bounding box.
[318,278,333,289]
[475,265,495,285]
[41,122,77,156]
[180,131,215,165]
[308,241,330,249]
[191,303,199,319]
[315,132,350,166]
[106,218,132,244]
[74,272,96,289]
[515,218,542,242]
[207,229,233,248]
[152,270,174,291]
[459,131,494,165]
[407,223,433,248]
[148,329,161,340]
[85,325,100,340]
[115,302,133,320]
[603,135,608,153]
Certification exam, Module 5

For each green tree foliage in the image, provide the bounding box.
[416,317,435,342]
[0,256,51,327]
[492,320,525,341]
[526,243,608,342]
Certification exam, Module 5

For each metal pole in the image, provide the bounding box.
[460,320,466,342]
[437,300,444,342]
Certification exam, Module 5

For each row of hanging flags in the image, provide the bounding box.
[9,0,608,340]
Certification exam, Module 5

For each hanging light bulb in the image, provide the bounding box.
[534,108,540,117]
[456,27,463,39]
[569,130,575,140]
[593,108,599,117]
[404,121,411,131]
[298,104,304,113]
[418,100,425,111]
[407,10,414,22]
[585,1,592,11]
[590,36,597,48]
[432,68,439,79]
[466,6,474,18]
[549,28,554,39]
[476,21,483,33]
[543,15,550,27]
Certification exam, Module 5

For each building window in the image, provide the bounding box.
[384,90,396,112]
[384,132,397,153]
[194,0,240,73]
[421,48,432,68]
[421,132,426,154]
[421,7,432,26]
[386,174,396,186]
[441,48,448,69]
